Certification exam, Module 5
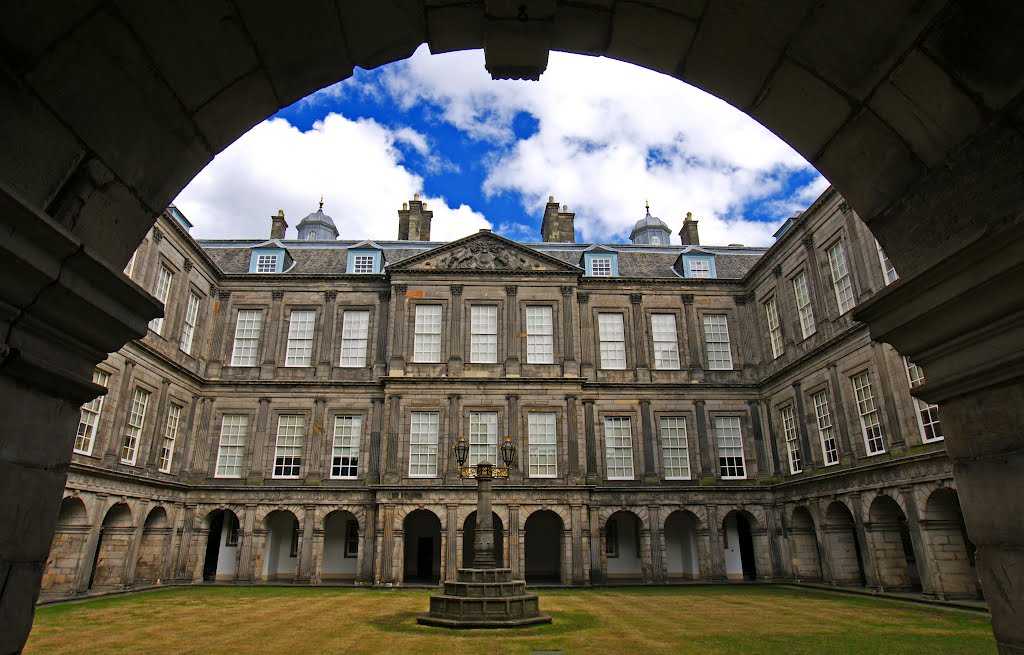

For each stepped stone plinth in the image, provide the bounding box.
[417,568,552,628]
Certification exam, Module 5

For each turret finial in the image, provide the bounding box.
[319,195,324,211]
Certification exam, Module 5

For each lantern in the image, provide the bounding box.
[454,437,469,467]
[500,435,516,467]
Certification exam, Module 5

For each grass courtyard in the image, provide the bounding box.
[25,585,994,655]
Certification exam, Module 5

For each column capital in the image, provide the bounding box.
[577,292,589,304]
[772,264,783,277]
[152,227,163,242]
[695,399,706,407]
[377,288,391,300]
[681,293,694,305]
[582,398,595,406]
[791,380,802,390]
[217,289,231,300]
[450,284,463,296]
[258,397,272,405]
[560,285,574,297]
[801,235,815,250]
[630,293,643,305]
[271,290,284,301]
[505,285,517,296]
[394,284,407,293]
[733,294,746,306]
[324,290,337,302]
[182,258,193,272]
[447,393,461,401]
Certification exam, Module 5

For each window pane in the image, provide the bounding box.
[781,405,801,474]
[702,314,733,370]
[149,265,173,334]
[792,272,816,339]
[285,310,315,366]
[852,372,885,455]
[353,255,375,274]
[179,292,201,354]
[273,415,305,478]
[525,306,554,364]
[591,257,613,276]
[74,370,111,455]
[604,417,634,479]
[413,305,442,363]
[159,404,181,473]
[598,313,626,370]
[651,314,680,370]
[660,416,690,479]
[715,416,745,479]
[408,412,439,477]
[231,310,263,366]
[828,242,855,315]
[765,297,783,359]
[528,413,557,478]
[470,305,498,363]
[904,357,942,442]
[215,415,249,478]
[256,254,278,273]
[331,415,362,478]
[812,392,839,466]
[340,310,370,367]
[468,411,498,466]
[120,388,150,465]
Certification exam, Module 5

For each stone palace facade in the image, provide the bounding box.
[40,190,980,600]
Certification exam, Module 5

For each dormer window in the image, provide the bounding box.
[689,259,710,277]
[591,257,613,276]
[353,255,375,274]
[346,247,382,274]
[249,246,289,273]
[682,255,716,279]
[256,254,279,273]
[583,250,619,277]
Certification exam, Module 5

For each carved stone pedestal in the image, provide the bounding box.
[417,568,551,629]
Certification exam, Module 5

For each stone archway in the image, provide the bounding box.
[463,511,504,569]
[789,507,822,582]
[823,501,867,587]
[524,510,563,584]
[262,509,300,582]
[605,510,644,582]
[722,510,758,582]
[89,503,134,590]
[403,509,442,584]
[134,507,171,585]
[867,495,920,592]
[202,508,241,583]
[664,510,701,581]
[322,510,360,582]
[923,488,980,599]
[41,497,90,596]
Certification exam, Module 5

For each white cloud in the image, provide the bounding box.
[378,47,824,245]
[173,114,489,241]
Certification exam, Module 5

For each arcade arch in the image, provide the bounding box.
[88,503,134,590]
[322,510,360,582]
[403,509,442,584]
[664,510,700,580]
[203,509,241,582]
[524,510,563,584]
[722,510,758,582]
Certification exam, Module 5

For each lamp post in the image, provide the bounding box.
[454,434,516,569]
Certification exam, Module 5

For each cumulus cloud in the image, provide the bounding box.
[379,47,825,245]
[174,114,488,241]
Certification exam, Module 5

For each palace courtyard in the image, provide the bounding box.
[25,586,993,654]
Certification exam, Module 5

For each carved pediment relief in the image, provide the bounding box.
[393,233,580,274]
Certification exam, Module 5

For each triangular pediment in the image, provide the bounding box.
[388,231,582,274]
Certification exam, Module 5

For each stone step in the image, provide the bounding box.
[443,580,527,597]
[456,568,514,583]
[427,593,545,620]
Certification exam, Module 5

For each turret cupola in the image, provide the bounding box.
[296,197,340,241]
[629,202,672,245]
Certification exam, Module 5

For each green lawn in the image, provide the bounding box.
[25,585,995,655]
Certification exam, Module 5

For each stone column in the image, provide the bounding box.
[260,290,284,379]
[630,293,651,382]
[317,290,337,378]
[747,400,770,476]
[145,378,172,471]
[647,505,663,582]
[174,396,200,477]
[583,400,598,482]
[445,505,459,581]
[368,397,384,483]
[448,284,463,376]
[560,286,579,377]
[706,505,725,581]
[507,505,520,578]
[246,398,272,484]
[762,403,783,475]
[847,493,879,589]
[578,292,593,378]
[792,382,815,472]
[236,505,256,582]
[373,289,390,377]
[123,509,147,587]
[358,504,377,584]
[296,506,316,583]
[185,398,213,481]
[174,504,197,581]
[103,358,136,466]
[388,285,407,374]
[571,504,586,584]
[565,395,580,479]
[504,285,520,377]
[640,399,657,482]
[800,235,829,338]
[681,295,703,377]
[506,394,522,481]
[310,526,325,585]
[871,342,905,449]
[827,363,857,463]
[767,504,788,580]
[899,486,940,596]
[74,495,106,593]
[588,506,603,584]
[384,394,401,482]
[695,400,714,479]
[206,290,232,376]
[305,397,327,484]
[444,394,461,482]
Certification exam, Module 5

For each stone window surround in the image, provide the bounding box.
[762,292,784,361]
[706,408,754,480]
[838,360,890,458]
[278,305,321,368]
[326,407,370,481]
[404,298,450,365]
[693,307,741,371]
[518,300,562,366]
[819,226,861,320]
[590,303,634,371]
[651,408,698,481]
[177,283,206,358]
[786,264,817,342]
[208,408,258,479]
[460,404,507,466]
[798,378,837,468]
[643,306,686,371]
[73,363,118,459]
[158,390,192,475]
[775,401,801,475]
[516,403,565,480]
[595,408,641,482]
[148,256,179,338]
[224,305,268,367]
[119,380,158,468]
[398,402,450,481]
[461,299,506,366]
[266,407,313,480]
[332,303,377,369]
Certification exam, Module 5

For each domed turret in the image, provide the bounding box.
[629,202,672,245]
[296,197,339,240]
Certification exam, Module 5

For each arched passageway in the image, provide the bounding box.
[41,498,90,595]
[322,511,359,582]
[605,511,643,582]
[403,510,441,584]
[262,510,300,582]
[823,502,866,586]
[524,510,563,584]
[723,511,757,581]
[463,511,504,568]
[203,509,241,582]
[924,489,980,599]
[868,496,920,592]
[664,511,700,580]
[89,503,134,590]
[789,507,822,582]
[134,507,170,585]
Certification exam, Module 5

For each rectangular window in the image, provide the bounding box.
[852,372,885,455]
[231,310,263,366]
[688,259,711,278]
[765,297,784,359]
[225,515,240,546]
[792,271,816,339]
[528,413,557,478]
[344,521,359,557]
[339,310,370,367]
[256,254,278,273]
[828,242,855,315]
[408,411,439,477]
[158,403,181,473]
[702,314,733,370]
[812,391,840,466]
[149,265,173,334]
[413,305,442,363]
[904,357,943,442]
[353,254,375,274]
[468,411,499,466]
[876,240,899,285]
[660,416,691,480]
[604,416,634,480]
[470,305,498,363]
[650,314,680,370]
[525,306,554,364]
[598,313,626,370]
[74,370,111,455]
[179,291,201,354]
[284,310,315,366]
[215,415,249,478]
[330,415,362,479]
[780,405,801,474]
[715,416,745,479]
[273,415,305,478]
[120,388,150,465]
[591,256,613,277]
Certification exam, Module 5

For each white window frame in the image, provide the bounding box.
[590,256,613,277]
[780,404,802,474]
[812,391,840,466]
[330,415,362,479]
[468,411,499,466]
[149,265,173,334]
[702,314,733,370]
[272,415,305,478]
[715,416,746,479]
[828,242,855,315]
[852,371,886,455]
[792,271,816,339]
[214,415,249,478]
[650,314,680,370]
[179,291,201,354]
[470,305,499,364]
[408,411,439,478]
[604,416,634,480]
[765,296,784,359]
[352,254,375,274]
[525,306,554,364]
[339,310,370,367]
[527,413,558,478]
[413,304,443,363]
[74,370,111,455]
[904,357,943,443]
[158,403,182,473]
[876,240,898,285]
[659,416,691,480]
[284,310,316,366]
[231,309,263,367]
[255,254,278,273]
[688,259,711,278]
[598,313,626,370]
[120,388,150,465]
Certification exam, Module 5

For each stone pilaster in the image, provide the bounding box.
[578,292,593,378]
[295,506,316,583]
[206,290,231,376]
[504,285,520,377]
[792,382,815,472]
[358,503,377,584]
[506,394,522,480]
[317,290,337,378]
[630,293,651,382]
[236,504,256,582]
[694,400,713,479]
[260,290,284,379]
[388,285,407,374]
[384,394,401,482]
[186,398,213,481]
[444,394,461,482]
[373,289,390,377]
[368,397,384,483]
[305,397,328,484]
[747,400,770,476]
[583,399,598,482]
[801,234,829,338]
[681,294,703,379]
[560,286,579,376]
[246,397,271,484]
[448,284,463,375]
[565,395,580,479]
[640,399,657,482]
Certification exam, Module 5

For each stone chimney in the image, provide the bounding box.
[270,209,288,240]
[540,196,576,242]
[679,212,700,245]
[398,192,433,241]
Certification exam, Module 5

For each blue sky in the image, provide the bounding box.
[175,46,828,246]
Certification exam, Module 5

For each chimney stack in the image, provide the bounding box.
[270,209,288,240]
[679,211,699,245]
[540,195,576,242]
[398,194,433,241]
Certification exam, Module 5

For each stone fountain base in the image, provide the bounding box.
[417,568,552,629]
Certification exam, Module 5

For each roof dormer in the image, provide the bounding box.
[346,240,385,274]
[582,245,619,277]
[248,240,292,273]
